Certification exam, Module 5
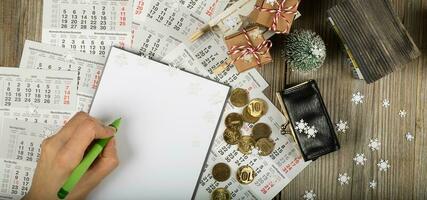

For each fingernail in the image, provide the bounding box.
[107,126,117,135]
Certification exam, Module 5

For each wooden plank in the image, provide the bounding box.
[0,0,21,67]
[0,0,42,67]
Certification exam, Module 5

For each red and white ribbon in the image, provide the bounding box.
[255,0,299,33]
[227,28,272,67]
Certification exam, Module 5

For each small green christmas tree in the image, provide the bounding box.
[282,30,326,72]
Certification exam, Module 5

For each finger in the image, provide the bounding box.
[100,137,118,159]
[78,139,119,186]
[49,112,90,147]
[68,140,118,199]
[57,118,115,170]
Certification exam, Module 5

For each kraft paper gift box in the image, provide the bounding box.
[249,0,300,33]
[224,26,272,73]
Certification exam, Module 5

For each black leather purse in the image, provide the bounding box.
[276,80,340,161]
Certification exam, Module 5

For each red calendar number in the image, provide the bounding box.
[63,85,71,105]
[120,7,127,26]
[135,0,145,15]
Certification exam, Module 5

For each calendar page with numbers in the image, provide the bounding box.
[0,67,78,126]
[0,118,58,200]
[161,43,268,94]
[126,0,230,60]
[162,31,241,85]
[20,40,107,112]
[0,159,36,200]
[162,45,310,200]
[133,0,230,26]
[42,0,133,56]
[185,31,242,84]
[0,118,57,164]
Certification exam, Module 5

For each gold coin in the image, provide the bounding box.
[237,135,255,155]
[230,88,249,107]
[212,163,231,182]
[236,165,255,184]
[252,123,272,141]
[256,138,275,156]
[211,188,231,200]
[242,106,260,124]
[223,128,241,145]
[224,112,243,130]
[247,98,267,118]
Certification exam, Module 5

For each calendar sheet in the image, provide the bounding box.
[133,0,230,23]
[163,45,310,200]
[162,36,260,89]
[0,67,78,126]
[162,43,268,96]
[0,118,58,200]
[126,0,230,60]
[0,159,36,200]
[20,40,107,112]
[0,118,57,164]
[42,0,133,56]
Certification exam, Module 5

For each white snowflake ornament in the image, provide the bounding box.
[304,126,318,138]
[27,103,39,114]
[295,119,308,133]
[369,180,377,189]
[167,0,180,8]
[377,159,391,172]
[266,0,276,5]
[351,92,364,105]
[382,99,390,108]
[368,138,381,151]
[405,132,414,142]
[223,16,240,29]
[242,54,254,63]
[399,110,407,118]
[311,45,325,59]
[336,120,349,133]
[64,54,74,62]
[338,173,351,185]
[251,147,260,156]
[353,153,367,165]
[249,28,264,40]
[303,190,316,200]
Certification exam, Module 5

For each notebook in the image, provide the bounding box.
[328,0,420,83]
[88,47,230,199]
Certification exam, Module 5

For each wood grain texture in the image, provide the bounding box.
[0,0,426,199]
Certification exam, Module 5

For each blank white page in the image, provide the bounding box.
[89,48,229,200]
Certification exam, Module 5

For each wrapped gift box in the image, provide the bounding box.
[224,26,272,72]
[250,0,299,33]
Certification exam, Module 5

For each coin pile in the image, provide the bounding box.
[224,88,276,156]
[211,88,278,199]
[210,165,256,200]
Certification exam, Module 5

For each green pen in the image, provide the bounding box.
[57,118,122,199]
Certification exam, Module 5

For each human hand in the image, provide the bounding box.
[23,112,119,200]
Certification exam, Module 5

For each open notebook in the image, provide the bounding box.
[89,48,230,199]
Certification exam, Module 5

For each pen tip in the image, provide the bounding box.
[110,118,122,130]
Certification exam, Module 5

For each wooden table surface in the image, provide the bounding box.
[1,0,426,199]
